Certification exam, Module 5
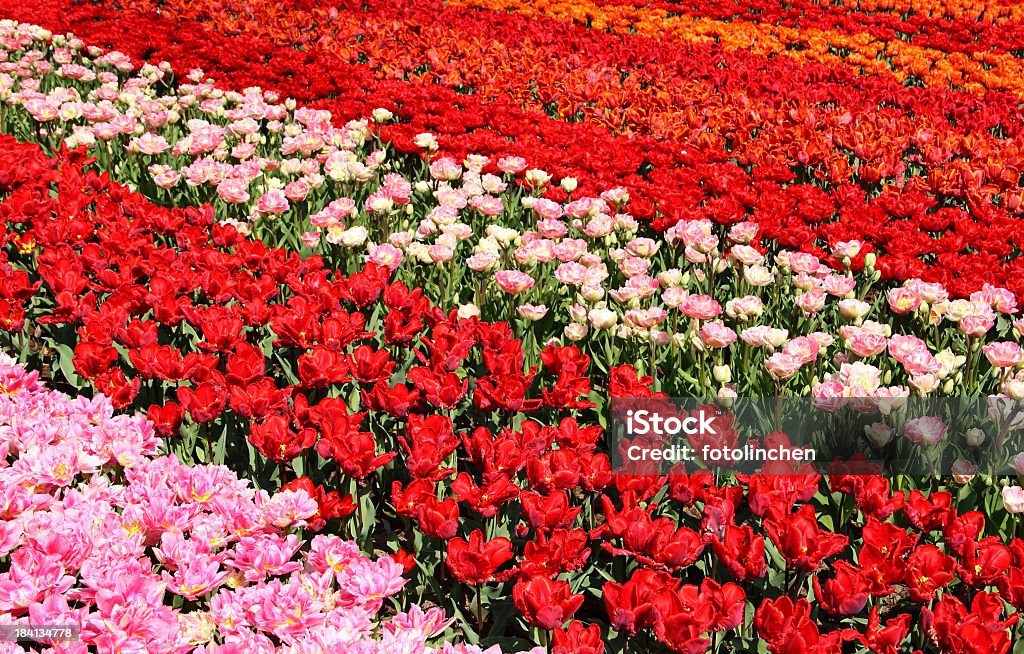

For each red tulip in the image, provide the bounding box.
[391,479,436,518]
[147,401,184,438]
[416,496,459,540]
[763,504,848,572]
[812,561,870,616]
[249,414,316,463]
[513,575,583,631]
[445,529,515,584]
[859,607,910,654]
[552,620,604,654]
[602,568,675,635]
[520,490,580,533]
[754,596,850,654]
[176,381,225,423]
[711,523,766,581]
[904,544,955,603]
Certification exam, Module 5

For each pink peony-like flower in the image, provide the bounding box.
[554,262,587,286]
[531,198,563,220]
[902,350,941,377]
[831,240,862,259]
[887,288,921,314]
[216,178,250,204]
[429,157,462,181]
[764,353,803,380]
[467,252,499,272]
[428,244,455,263]
[960,314,995,337]
[822,274,856,297]
[131,133,170,155]
[496,156,527,174]
[494,270,535,295]
[796,289,826,315]
[783,336,821,365]
[679,294,722,321]
[367,244,404,270]
[537,219,567,239]
[902,416,947,447]
[255,190,289,215]
[788,252,821,275]
[624,307,668,329]
[975,284,1018,314]
[847,331,887,358]
[619,256,650,278]
[698,322,737,349]
[517,304,549,321]
[284,180,311,202]
[336,556,408,609]
[983,342,1024,368]
[812,380,847,412]
[300,231,321,249]
[888,334,929,363]
[728,222,758,244]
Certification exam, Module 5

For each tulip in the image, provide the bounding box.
[513,575,583,631]
[494,270,535,295]
[1003,486,1024,514]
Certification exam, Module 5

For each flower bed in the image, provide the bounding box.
[1,8,1024,654]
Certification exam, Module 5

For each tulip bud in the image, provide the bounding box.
[564,323,588,341]
[1003,485,1024,514]
[657,269,684,287]
[951,459,976,484]
[865,423,894,448]
[965,428,986,447]
[457,304,481,320]
[651,329,670,346]
[713,365,732,384]
[864,252,876,270]
[371,107,394,123]
[717,385,737,408]
[524,168,551,188]
[583,308,614,331]
[1004,377,1024,399]
[414,132,439,151]
[580,285,605,302]
[560,177,578,193]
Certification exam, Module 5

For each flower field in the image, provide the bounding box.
[1,0,1024,652]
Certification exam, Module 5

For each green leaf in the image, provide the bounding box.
[48,341,82,390]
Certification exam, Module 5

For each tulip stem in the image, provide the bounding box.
[204,424,213,465]
[649,339,658,390]
[476,586,484,636]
